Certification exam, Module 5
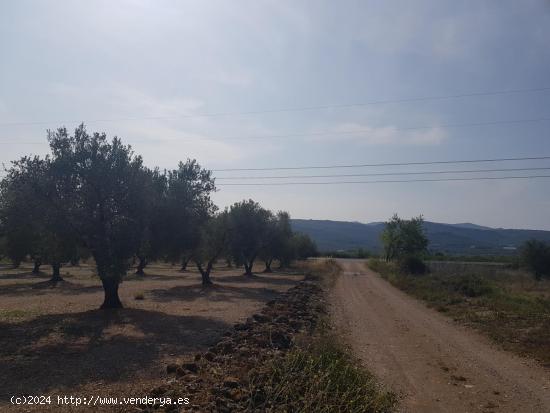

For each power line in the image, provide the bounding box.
[214,167,550,180]
[216,175,550,186]
[213,155,550,172]
[0,86,549,127]
[1,116,549,144]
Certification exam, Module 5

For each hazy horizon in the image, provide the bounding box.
[2,0,549,229]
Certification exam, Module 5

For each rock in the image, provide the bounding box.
[183,362,199,373]
[150,385,167,396]
[234,323,250,331]
[227,388,243,401]
[166,363,178,374]
[274,315,289,324]
[216,340,234,354]
[271,331,292,349]
[253,313,271,323]
[223,376,240,388]
[183,374,199,383]
[204,351,216,361]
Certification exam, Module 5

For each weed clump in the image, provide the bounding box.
[448,274,493,297]
[248,337,396,413]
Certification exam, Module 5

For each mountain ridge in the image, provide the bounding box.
[290,219,550,254]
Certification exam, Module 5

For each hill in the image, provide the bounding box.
[290,219,550,255]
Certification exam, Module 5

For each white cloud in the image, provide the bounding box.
[306,122,447,146]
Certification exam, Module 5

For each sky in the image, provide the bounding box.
[1,0,550,229]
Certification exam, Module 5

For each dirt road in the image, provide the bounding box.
[330,259,550,413]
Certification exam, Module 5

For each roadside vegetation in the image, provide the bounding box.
[372,214,550,365]
[247,259,396,413]
[369,258,550,364]
[248,332,397,413]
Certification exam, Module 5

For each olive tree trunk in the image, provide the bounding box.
[32,259,42,275]
[263,258,273,273]
[135,256,147,275]
[180,256,191,272]
[50,263,63,283]
[100,277,123,309]
[196,262,214,286]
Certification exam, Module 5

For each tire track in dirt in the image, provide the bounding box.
[330,259,550,413]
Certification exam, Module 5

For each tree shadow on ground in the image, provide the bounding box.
[124,272,193,282]
[148,282,289,304]
[0,308,230,400]
[212,272,303,286]
[0,279,103,297]
[0,271,52,281]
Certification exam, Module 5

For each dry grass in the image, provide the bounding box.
[0,261,303,412]
[248,333,397,413]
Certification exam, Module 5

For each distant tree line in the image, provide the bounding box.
[0,125,317,308]
[380,214,550,280]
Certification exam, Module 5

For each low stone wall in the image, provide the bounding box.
[142,279,325,412]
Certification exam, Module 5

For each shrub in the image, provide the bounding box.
[398,255,427,275]
[449,274,493,297]
[520,239,550,280]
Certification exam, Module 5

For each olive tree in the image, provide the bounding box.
[0,156,77,281]
[380,214,428,261]
[48,125,149,308]
[193,211,230,286]
[162,160,216,270]
[228,200,272,276]
[259,211,293,272]
[134,168,167,275]
[291,233,318,261]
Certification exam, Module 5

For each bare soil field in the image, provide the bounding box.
[331,259,550,413]
[0,262,303,412]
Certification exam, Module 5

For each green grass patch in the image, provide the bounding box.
[247,333,396,413]
[0,308,37,320]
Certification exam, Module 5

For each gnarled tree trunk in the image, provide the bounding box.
[100,277,123,309]
[243,261,254,276]
[180,256,191,272]
[32,259,42,275]
[50,263,63,283]
[135,256,147,275]
[196,262,214,286]
[263,258,273,273]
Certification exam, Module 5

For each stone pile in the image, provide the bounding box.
[142,279,324,412]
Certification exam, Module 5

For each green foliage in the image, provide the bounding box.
[398,255,428,275]
[292,232,318,260]
[193,211,230,284]
[0,155,77,272]
[228,200,272,275]
[48,125,151,307]
[161,160,216,263]
[380,214,428,261]
[448,274,494,297]
[520,239,550,280]
[259,211,293,270]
